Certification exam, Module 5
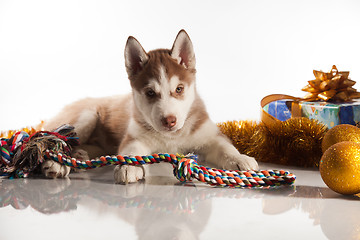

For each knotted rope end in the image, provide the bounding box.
[173,158,199,182]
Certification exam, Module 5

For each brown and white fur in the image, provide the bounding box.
[42,30,258,183]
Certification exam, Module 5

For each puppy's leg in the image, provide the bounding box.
[114,139,150,184]
[43,109,98,178]
[200,134,259,171]
[41,160,71,178]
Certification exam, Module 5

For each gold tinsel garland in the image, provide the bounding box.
[218,117,328,168]
[0,121,44,139]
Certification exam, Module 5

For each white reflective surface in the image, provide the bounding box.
[1,163,359,240]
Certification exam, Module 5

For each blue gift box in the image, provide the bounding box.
[262,99,360,128]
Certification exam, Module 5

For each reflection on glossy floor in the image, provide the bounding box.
[1,163,359,240]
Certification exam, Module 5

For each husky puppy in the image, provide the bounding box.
[43,30,258,183]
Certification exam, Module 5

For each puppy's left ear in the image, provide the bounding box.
[171,30,196,69]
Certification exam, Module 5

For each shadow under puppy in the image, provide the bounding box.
[43,30,258,183]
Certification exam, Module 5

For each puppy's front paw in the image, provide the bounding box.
[41,160,70,178]
[224,154,259,171]
[114,165,144,184]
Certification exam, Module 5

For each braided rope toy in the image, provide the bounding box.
[1,126,296,188]
[45,150,296,188]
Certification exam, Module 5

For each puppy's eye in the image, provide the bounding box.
[176,85,184,94]
[146,89,156,98]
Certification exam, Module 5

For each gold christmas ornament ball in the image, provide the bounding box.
[320,141,360,195]
[321,124,360,153]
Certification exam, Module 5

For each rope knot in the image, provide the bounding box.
[173,158,198,182]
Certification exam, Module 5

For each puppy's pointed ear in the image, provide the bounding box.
[171,30,196,69]
[125,36,149,77]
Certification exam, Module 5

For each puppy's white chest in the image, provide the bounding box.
[149,135,189,154]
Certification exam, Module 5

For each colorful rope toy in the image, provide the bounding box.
[0,125,296,188]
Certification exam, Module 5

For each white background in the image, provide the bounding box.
[1,0,360,130]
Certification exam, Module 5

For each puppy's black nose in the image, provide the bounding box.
[162,115,177,128]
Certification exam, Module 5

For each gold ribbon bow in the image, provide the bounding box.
[302,65,360,102]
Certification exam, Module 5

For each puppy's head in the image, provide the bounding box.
[124,30,197,134]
